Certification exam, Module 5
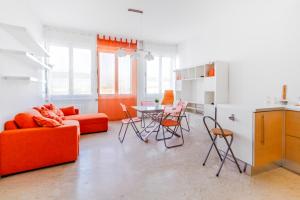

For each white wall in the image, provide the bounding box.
[178,0,300,105]
[0,0,43,129]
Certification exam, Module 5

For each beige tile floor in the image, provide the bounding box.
[1,121,300,200]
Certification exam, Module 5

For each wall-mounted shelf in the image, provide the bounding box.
[1,75,39,82]
[175,65,205,81]
[0,48,52,70]
[175,61,229,116]
[0,23,49,57]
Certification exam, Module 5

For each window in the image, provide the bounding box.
[99,52,115,94]
[49,46,69,95]
[161,57,172,93]
[146,56,160,94]
[118,55,131,94]
[48,45,92,96]
[73,48,92,95]
[99,53,133,95]
[146,56,174,95]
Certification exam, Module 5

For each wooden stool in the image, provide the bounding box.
[202,116,242,177]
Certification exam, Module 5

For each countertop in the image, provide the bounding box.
[217,104,300,112]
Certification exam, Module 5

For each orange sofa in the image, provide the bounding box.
[0,120,80,176]
[0,106,109,176]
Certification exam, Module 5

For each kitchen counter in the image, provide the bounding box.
[216,103,300,175]
[218,104,300,113]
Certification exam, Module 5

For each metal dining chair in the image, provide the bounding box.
[118,103,143,143]
[171,100,190,132]
[202,116,242,177]
[156,105,184,149]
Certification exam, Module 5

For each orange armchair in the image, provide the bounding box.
[161,90,174,105]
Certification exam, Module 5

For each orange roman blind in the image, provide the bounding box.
[97,35,137,120]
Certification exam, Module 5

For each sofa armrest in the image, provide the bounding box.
[0,125,79,176]
[75,108,79,115]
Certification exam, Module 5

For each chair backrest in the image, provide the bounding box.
[161,90,174,105]
[141,101,156,106]
[120,103,127,112]
[177,100,188,110]
[161,104,183,124]
[203,116,224,136]
[120,103,132,119]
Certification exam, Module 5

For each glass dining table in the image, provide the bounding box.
[132,105,165,142]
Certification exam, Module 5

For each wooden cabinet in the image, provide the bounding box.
[254,111,283,167]
[285,111,300,164]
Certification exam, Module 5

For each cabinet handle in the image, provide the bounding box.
[228,114,235,121]
[261,115,265,145]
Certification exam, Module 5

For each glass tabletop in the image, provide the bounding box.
[132,105,165,113]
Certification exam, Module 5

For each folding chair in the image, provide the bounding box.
[118,103,143,143]
[202,116,242,177]
[171,100,190,132]
[156,105,184,149]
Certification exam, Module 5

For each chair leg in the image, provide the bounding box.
[130,123,144,142]
[166,126,180,137]
[162,125,184,149]
[225,136,242,174]
[216,141,231,177]
[181,116,190,132]
[156,126,173,141]
[118,123,124,142]
[118,123,129,143]
[141,113,145,128]
[203,135,220,166]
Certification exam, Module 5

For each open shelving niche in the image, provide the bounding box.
[0,23,49,57]
[0,48,52,70]
[0,23,52,83]
[174,61,229,116]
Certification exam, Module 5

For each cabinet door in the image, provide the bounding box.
[254,111,283,167]
[286,111,300,138]
[286,135,300,164]
[285,111,300,164]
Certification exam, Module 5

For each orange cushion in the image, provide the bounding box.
[14,113,39,129]
[43,104,51,110]
[33,116,62,127]
[33,105,46,112]
[60,106,76,116]
[4,120,19,130]
[49,104,64,118]
[39,107,63,123]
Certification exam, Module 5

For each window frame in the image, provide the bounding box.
[145,55,175,96]
[46,42,96,100]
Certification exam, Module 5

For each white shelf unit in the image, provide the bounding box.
[1,75,39,82]
[0,48,52,70]
[174,61,229,115]
[0,23,49,57]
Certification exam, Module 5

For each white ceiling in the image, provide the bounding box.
[27,0,203,44]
